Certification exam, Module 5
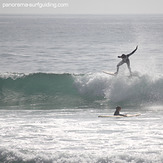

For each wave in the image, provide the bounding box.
[0,72,163,109]
[0,149,161,163]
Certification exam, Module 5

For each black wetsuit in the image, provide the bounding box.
[114,110,125,116]
[115,46,138,75]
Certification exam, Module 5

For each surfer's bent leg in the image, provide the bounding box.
[115,60,124,74]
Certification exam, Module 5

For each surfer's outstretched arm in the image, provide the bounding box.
[127,46,138,57]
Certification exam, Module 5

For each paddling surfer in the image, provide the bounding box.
[114,106,126,117]
[114,46,138,76]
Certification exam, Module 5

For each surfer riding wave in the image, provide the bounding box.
[114,46,138,76]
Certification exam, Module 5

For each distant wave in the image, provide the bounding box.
[0,72,163,109]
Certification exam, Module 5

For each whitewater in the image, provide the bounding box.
[0,14,163,162]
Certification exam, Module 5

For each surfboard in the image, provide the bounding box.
[103,71,139,78]
[98,114,141,118]
[103,71,116,76]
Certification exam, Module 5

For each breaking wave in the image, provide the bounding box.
[1,149,162,163]
[0,72,163,109]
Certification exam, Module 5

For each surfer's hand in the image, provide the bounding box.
[118,56,121,58]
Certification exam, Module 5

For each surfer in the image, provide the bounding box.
[114,46,138,76]
[114,106,126,117]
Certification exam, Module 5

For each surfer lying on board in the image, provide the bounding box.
[114,46,138,76]
[114,106,127,117]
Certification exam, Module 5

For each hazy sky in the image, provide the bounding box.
[0,0,163,14]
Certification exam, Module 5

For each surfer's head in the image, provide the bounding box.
[121,54,126,58]
[116,106,121,111]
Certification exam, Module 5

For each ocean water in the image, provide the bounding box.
[0,14,163,162]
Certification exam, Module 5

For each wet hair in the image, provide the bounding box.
[116,106,121,110]
[121,54,126,58]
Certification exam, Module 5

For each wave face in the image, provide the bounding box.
[0,73,81,109]
[0,72,163,109]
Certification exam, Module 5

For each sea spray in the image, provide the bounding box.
[105,73,163,106]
